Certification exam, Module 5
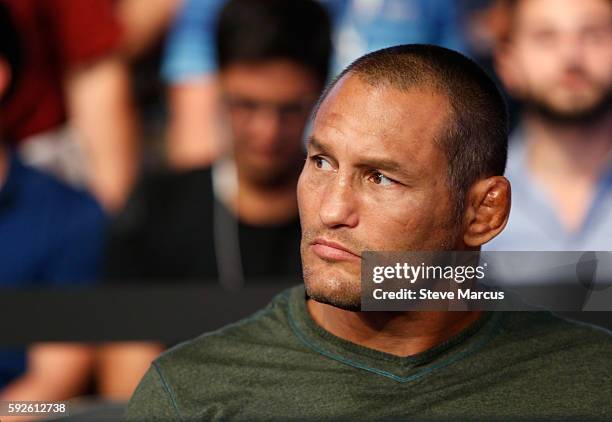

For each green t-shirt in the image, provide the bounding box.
[126,286,612,421]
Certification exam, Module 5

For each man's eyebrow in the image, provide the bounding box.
[357,157,420,182]
[358,158,404,173]
[305,136,330,153]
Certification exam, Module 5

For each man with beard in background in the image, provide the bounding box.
[487,0,612,250]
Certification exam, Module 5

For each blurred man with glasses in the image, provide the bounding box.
[106,0,331,285]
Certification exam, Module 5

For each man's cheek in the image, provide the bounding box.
[363,208,423,250]
[297,172,308,205]
[298,171,321,207]
[297,176,318,227]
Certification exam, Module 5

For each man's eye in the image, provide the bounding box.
[582,25,612,43]
[369,171,395,186]
[312,156,333,171]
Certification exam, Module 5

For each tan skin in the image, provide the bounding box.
[116,0,182,59]
[297,74,510,357]
[496,0,612,232]
[65,55,139,213]
[167,75,221,169]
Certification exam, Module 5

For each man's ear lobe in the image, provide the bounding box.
[463,176,511,247]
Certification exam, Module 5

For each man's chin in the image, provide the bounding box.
[304,279,362,312]
[527,91,612,125]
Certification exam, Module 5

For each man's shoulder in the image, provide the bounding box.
[504,311,611,337]
[126,287,307,419]
[490,312,611,413]
[154,287,298,372]
[14,159,103,216]
[9,160,106,242]
[499,311,612,362]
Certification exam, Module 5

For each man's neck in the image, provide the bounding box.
[307,299,483,357]
[523,111,612,232]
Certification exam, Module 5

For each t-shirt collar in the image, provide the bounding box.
[287,285,504,382]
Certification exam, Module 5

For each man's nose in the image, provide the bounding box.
[318,173,359,229]
[559,32,587,65]
[250,107,282,144]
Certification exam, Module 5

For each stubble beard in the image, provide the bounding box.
[301,228,364,311]
[301,224,460,312]
[525,83,612,127]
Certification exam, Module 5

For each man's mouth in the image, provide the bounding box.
[310,238,361,262]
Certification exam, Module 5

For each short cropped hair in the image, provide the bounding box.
[0,3,21,104]
[316,45,508,219]
[215,0,332,85]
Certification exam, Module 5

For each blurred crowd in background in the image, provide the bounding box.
[0,0,611,414]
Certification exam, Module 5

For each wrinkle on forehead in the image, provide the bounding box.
[312,74,451,170]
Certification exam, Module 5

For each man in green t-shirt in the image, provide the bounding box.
[126,41,612,422]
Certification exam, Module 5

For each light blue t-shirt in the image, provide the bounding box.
[326,0,468,75]
[161,0,468,83]
[161,0,224,82]
[485,131,612,252]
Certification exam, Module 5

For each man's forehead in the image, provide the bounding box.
[515,0,612,31]
[312,74,450,155]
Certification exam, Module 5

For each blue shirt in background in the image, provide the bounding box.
[161,0,468,83]
[484,132,612,251]
[325,0,468,74]
[0,154,106,388]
